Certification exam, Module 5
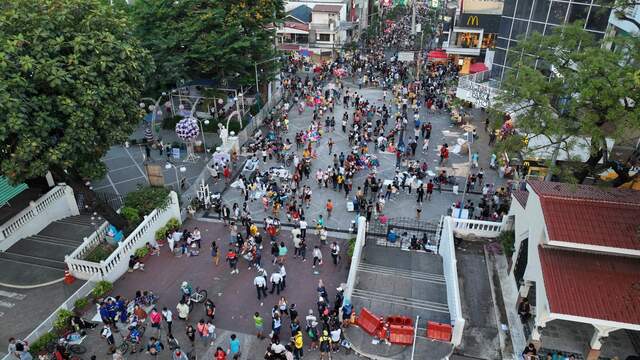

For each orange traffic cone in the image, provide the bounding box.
[64,269,75,285]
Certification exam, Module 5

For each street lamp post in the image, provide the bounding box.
[254,56,282,96]
[165,163,187,195]
[139,92,168,139]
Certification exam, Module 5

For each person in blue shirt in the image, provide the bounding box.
[128,326,141,353]
[228,333,240,357]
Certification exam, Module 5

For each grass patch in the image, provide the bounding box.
[84,242,116,263]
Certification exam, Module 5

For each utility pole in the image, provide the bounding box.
[411,0,417,35]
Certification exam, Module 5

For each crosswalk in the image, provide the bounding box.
[0,290,26,317]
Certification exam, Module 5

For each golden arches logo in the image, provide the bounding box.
[467,16,479,26]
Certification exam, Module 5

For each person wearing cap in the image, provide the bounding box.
[306,320,319,351]
[305,309,316,328]
[270,271,283,295]
[319,330,331,359]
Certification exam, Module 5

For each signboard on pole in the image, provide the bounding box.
[397,51,415,62]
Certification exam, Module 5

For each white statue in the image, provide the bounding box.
[219,124,229,146]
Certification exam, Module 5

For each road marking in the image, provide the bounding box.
[0,300,15,308]
[112,176,147,185]
[108,164,138,172]
[123,146,149,182]
[106,173,120,195]
[0,290,26,300]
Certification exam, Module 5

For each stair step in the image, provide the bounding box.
[55,217,95,227]
[6,239,73,262]
[0,252,66,270]
[358,263,446,283]
[39,222,94,242]
[352,288,449,313]
[23,236,79,249]
[30,234,83,247]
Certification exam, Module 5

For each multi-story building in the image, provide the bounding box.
[607,4,639,38]
[490,0,611,81]
[275,1,354,56]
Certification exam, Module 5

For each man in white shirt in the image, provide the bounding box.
[254,274,267,300]
[269,272,282,295]
[279,265,287,290]
[299,219,308,239]
[305,309,317,328]
[162,307,173,335]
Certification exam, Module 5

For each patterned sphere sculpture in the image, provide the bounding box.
[175,117,200,141]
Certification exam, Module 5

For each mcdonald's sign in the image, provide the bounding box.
[467,16,479,26]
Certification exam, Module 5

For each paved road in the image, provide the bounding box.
[218,78,502,230]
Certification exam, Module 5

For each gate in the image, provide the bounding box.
[513,238,528,288]
[367,217,440,251]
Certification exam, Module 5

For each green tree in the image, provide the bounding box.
[131,0,284,93]
[493,23,640,184]
[0,0,154,231]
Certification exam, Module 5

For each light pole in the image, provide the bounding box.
[254,56,282,97]
[139,92,168,139]
[165,163,187,195]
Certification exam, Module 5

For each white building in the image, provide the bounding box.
[507,181,640,359]
[608,4,640,36]
[276,1,353,56]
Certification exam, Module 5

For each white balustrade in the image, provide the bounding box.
[65,192,181,281]
[0,185,79,251]
[451,218,504,238]
[439,216,466,347]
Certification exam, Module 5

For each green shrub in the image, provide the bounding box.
[155,226,168,241]
[134,246,150,258]
[121,206,141,226]
[347,237,357,258]
[499,230,515,258]
[123,186,171,217]
[53,309,74,332]
[166,217,181,231]
[29,332,58,355]
[74,297,89,310]
[162,115,183,130]
[84,242,115,262]
[92,280,113,299]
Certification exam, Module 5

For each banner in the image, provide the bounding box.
[459,14,501,32]
[461,0,504,15]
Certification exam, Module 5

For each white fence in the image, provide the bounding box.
[0,185,79,251]
[345,216,367,301]
[0,277,97,360]
[452,218,505,238]
[66,191,181,282]
[438,216,466,347]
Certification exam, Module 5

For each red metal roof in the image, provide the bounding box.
[284,21,309,32]
[539,246,640,325]
[512,190,528,208]
[529,181,640,250]
[313,4,342,13]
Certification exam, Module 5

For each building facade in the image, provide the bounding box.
[491,0,611,81]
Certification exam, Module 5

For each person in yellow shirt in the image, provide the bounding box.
[293,330,304,359]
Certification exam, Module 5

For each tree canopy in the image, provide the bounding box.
[493,23,640,183]
[0,0,154,228]
[130,0,285,93]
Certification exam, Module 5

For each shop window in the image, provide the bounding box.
[548,1,568,25]
[455,32,481,48]
[482,33,497,48]
[516,0,534,19]
[318,33,331,42]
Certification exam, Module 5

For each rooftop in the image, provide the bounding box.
[313,4,343,13]
[287,4,312,23]
[528,181,640,251]
[539,246,640,326]
[512,190,528,208]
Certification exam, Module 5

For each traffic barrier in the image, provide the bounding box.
[356,308,383,336]
[387,315,413,327]
[426,321,452,342]
[63,269,75,285]
[389,324,414,345]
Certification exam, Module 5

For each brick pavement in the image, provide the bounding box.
[79,219,348,359]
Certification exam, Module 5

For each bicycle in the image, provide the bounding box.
[44,332,87,359]
[186,287,208,312]
[116,324,146,354]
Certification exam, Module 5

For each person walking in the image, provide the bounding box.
[426,180,434,201]
[185,324,196,349]
[319,330,331,359]
[162,307,173,335]
[329,242,340,266]
[228,334,241,359]
[279,264,287,290]
[293,330,304,360]
[417,183,425,203]
[312,245,323,268]
[211,240,220,266]
[270,271,283,295]
[254,273,268,300]
[299,218,307,239]
[328,138,334,154]
[326,199,333,217]
[226,248,239,274]
[196,319,211,347]
[254,312,265,339]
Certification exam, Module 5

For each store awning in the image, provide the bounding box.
[469,62,488,73]
[427,49,448,60]
[0,176,29,207]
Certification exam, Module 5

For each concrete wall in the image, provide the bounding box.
[0,185,79,251]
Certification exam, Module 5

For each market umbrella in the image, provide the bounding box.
[469,62,489,73]
[427,49,448,60]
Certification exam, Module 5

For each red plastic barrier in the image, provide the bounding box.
[400,316,413,327]
[426,321,452,342]
[356,308,383,336]
[387,316,403,326]
[389,324,414,345]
